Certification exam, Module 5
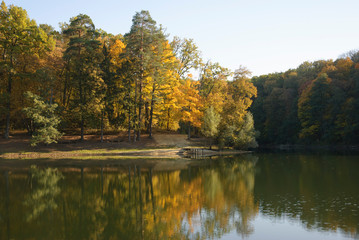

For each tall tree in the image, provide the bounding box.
[147,41,178,138]
[124,10,166,141]
[63,14,104,141]
[199,61,230,113]
[218,67,257,149]
[171,37,202,78]
[201,106,221,149]
[177,79,203,139]
[0,1,54,138]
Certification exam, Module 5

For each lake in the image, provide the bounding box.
[1,152,359,239]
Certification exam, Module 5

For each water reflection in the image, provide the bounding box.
[254,153,359,239]
[25,166,63,221]
[0,153,359,239]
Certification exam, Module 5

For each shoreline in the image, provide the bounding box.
[0,147,250,160]
[0,133,251,160]
[258,144,359,152]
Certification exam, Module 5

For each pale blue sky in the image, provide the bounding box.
[4,0,359,76]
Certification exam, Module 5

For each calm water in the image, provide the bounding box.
[1,153,359,239]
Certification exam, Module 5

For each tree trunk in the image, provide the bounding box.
[4,61,13,139]
[100,110,104,142]
[137,20,144,142]
[50,87,53,105]
[134,76,138,142]
[66,87,72,108]
[188,123,191,140]
[80,116,84,141]
[166,108,170,131]
[128,106,131,142]
[62,64,69,106]
[79,72,84,141]
[149,83,156,139]
[137,78,142,141]
[145,102,149,132]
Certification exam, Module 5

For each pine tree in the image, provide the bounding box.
[63,14,104,141]
[124,10,167,141]
[23,92,63,146]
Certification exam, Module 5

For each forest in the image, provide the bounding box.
[1,1,359,148]
[0,2,257,149]
[251,51,359,145]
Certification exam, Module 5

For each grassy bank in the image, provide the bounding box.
[0,132,194,159]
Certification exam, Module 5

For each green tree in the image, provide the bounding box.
[234,112,258,149]
[170,37,202,78]
[201,106,221,149]
[298,73,331,142]
[23,91,63,146]
[199,61,230,114]
[63,14,104,141]
[124,10,167,141]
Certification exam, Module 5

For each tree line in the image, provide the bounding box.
[0,2,257,149]
[251,51,359,145]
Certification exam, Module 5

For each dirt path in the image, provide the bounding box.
[153,134,190,147]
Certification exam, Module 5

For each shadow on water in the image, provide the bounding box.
[0,153,358,239]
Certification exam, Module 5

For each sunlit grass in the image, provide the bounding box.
[0,146,181,159]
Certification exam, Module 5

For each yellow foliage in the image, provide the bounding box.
[109,39,126,69]
[177,79,203,127]
[335,57,353,73]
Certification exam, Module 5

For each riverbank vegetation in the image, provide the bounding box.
[1,1,359,150]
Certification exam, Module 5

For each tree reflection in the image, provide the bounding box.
[255,153,359,238]
[25,166,63,221]
[0,158,258,239]
[200,156,258,238]
[4,154,358,239]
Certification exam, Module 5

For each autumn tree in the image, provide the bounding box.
[170,37,202,78]
[0,1,54,138]
[177,79,203,139]
[250,52,359,145]
[199,61,230,114]
[145,41,180,138]
[219,67,257,149]
[201,106,221,149]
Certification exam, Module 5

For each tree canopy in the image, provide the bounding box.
[3,1,357,148]
[0,3,259,149]
[251,55,359,145]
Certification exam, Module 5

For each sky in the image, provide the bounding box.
[4,0,359,76]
